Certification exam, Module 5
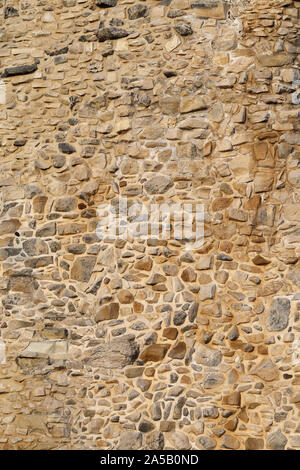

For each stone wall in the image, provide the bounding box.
[0,0,300,450]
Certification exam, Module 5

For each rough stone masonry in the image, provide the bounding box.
[0,0,300,450]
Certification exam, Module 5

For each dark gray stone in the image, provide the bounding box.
[173,310,186,326]
[174,23,193,36]
[2,64,37,78]
[45,46,69,56]
[4,6,19,19]
[58,142,76,154]
[128,4,148,20]
[188,302,199,322]
[138,420,154,433]
[95,0,117,7]
[96,26,130,42]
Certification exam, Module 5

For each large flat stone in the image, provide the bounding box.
[83,335,139,369]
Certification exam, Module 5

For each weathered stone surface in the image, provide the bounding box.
[0,219,20,235]
[118,431,142,450]
[174,23,193,36]
[267,298,290,331]
[194,345,222,367]
[203,372,225,389]
[180,96,208,113]
[250,359,278,382]
[144,176,173,194]
[96,27,130,42]
[258,54,292,67]
[4,6,19,18]
[169,432,190,450]
[266,430,287,450]
[54,197,77,212]
[70,256,96,282]
[83,335,139,369]
[159,96,180,115]
[197,436,217,449]
[128,4,147,20]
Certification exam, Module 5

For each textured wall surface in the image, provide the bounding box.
[0,0,300,450]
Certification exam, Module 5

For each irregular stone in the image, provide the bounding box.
[163,327,178,340]
[2,64,37,78]
[70,256,96,282]
[180,96,208,113]
[95,0,117,7]
[128,4,148,20]
[267,298,290,331]
[134,257,153,271]
[251,359,278,382]
[159,96,180,115]
[4,6,19,18]
[169,431,190,450]
[54,197,77,212]
[36,222,56,237]
[266,430,287,450]
[194,345,222,367]
[197,436,217,450]
[223,391,241,406]
[84,335,139,369]
[0,219,20,235]
[140,344,170,362]
[145,431,164,450]
[118,431,142,450]
[144,176,173,194]
[58,142,76,154]
[95,303,119,322]
[222,434,240,450]
[258,54,292,67]
[96,27,130,42]
[199,284,216,301]
[138,420,154,433]
[252,255,270,266]
[174,23,193,36]
[245,438,264,450]
[117,289,134,304]
[168,341,186,359]
[203,372,224,389]
[18,340,68,360]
